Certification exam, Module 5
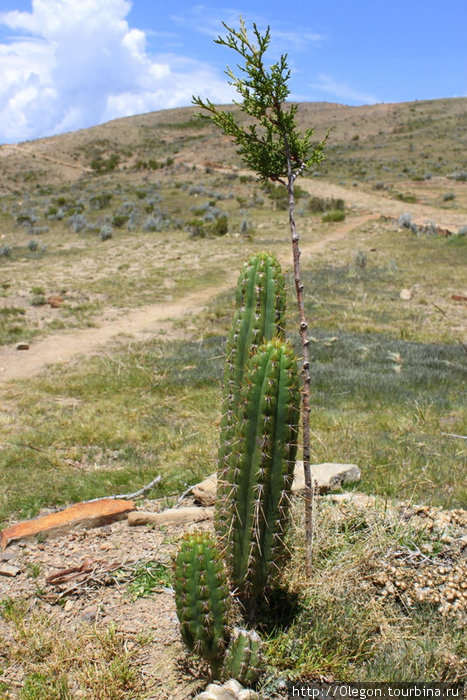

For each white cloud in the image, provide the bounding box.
[310,73,380,105]
[0,0,233,143]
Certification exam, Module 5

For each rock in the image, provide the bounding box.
[0,552,17,562]
[0,563,21,577]
[202,684,238,700]
[82,606,98,622]
[192,462,361,506]
[63,599,74,613]
[293,462,361,493]
[0,499,135,550]
[15,342,30,350]
[223,680,243,694]
[192,473,217,506]
[128,506,213,527]
[238,691,259,700]
[400,288,412,300]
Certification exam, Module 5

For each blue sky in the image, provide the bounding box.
[0,0,465,143]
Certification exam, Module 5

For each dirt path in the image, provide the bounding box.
[0,214,374,383]
[298,178,467,231]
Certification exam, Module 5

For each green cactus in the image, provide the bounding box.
[217,253,286,536]
[217,339,300,608]
[174,531,230,677]
[222,627,263,686]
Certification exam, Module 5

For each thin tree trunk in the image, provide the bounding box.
[284,139,313,578]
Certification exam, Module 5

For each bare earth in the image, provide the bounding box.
[0,211,378,383]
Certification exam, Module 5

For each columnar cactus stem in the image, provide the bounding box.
[217,253,286,537]
[222,627,263,686]
[174,532,230,677]
[217,339,300,609]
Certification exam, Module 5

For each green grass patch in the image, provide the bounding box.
[0,337,223,525]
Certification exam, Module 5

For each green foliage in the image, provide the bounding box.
[322,209,346,222]
[90,193,113,210]
[308,196,345,213]
[174,531,230,677]
[193,18,326,183]
[90,153,120,173]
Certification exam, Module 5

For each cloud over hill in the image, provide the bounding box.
[0,0,232,143]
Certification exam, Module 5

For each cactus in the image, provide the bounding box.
[217,253,286,536]
[222,627,263,686]
[174,532,230,677]
[217,339,300,608]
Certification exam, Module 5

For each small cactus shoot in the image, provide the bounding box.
[222,627,263,686]
[174,532,231,677]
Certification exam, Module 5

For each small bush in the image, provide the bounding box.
[90,193,113,210]
[0,245,12,257]
[27,240,39,252]
[322,209,345,222]
[69,213,87,233]
[99,225,113,241]
[309,196,345,213]
[398,213,413,229]
[211,214,228,236]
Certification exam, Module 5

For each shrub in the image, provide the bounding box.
[398,212,413,229]
[27,240,39,252]
[90,153,119,173]
[99,226,113,241]
[211,214,228,236]
[309,196,345,213]
[322,209,345,222]
[0,245,11,257]
[90,193,113,210]
[69,214,87,233]
[112,215,130,229]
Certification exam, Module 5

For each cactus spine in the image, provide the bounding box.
[174,532,230,677]
[222,627,263,686]
[217,253,286,536]
[218,339,300,608]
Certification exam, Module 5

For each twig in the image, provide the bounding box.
[441,432,467,441]
[81,475,161,504]
[174,482,198,507]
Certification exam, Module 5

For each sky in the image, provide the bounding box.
[0,0,466,144]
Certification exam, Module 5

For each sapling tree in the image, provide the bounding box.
[193,18,326,576]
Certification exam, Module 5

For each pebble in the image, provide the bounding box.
[0,563,21,577]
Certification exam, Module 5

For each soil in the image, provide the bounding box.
[0,212,376,383]
[1,495,465,699]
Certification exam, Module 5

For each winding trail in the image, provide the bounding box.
[0,214,375,383]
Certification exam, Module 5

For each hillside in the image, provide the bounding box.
[1,98,467,195]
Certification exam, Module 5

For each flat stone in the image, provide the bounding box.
[0,499,135,551]
[128,506,213,527]
[0,563,21,577]
[192,462,361,506]
[293,462,361,493]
